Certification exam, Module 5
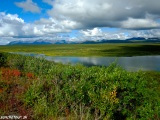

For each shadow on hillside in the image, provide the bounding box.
[98,44,160,56]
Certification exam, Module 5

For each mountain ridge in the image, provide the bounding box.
[7,37,160,45]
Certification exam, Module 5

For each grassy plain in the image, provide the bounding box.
[0,43,160,56]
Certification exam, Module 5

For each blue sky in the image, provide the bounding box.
[0,0,50,22]
[0,0,160,45]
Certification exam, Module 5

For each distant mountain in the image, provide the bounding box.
[82,37,160,44]
[126,37,160,43]
[126,37,146,41]
[8,40,52,45]
[82,39,130,44]
[54,40,68,44]
[7,37,160,45]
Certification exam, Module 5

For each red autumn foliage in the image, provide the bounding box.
[12,69,21,77]
[0,67,33,119]
[26,72,34,79]
[0,88,3,93]
[1,68,21,80]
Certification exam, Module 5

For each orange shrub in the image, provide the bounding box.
[1,68,21,80]
[26,72,34,79]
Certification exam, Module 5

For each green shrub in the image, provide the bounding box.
[1,52,159,119]
[0,52,7,67]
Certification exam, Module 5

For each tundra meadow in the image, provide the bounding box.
[0,50,160,120]
[1,0,160,119]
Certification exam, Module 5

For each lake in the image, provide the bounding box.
[45,56,160,71]
[10,52,160,71]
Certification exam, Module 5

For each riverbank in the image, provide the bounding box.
[8,52,160,71]
[0,52,159,119]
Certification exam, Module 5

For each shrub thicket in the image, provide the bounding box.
[0,53,7,67]
[0,52,159,120]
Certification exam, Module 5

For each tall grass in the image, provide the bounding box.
[0,52,160,119]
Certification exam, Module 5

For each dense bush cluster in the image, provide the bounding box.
[0,52,159,120]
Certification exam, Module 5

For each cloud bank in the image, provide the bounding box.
[48,0,160,29]
[0,0,160,44]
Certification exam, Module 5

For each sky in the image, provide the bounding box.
[0,0,160,45]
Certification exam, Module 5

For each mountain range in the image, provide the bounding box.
[7,37,160,45]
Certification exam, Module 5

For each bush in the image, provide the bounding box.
[0,52,7,67]
[0,52,159,119]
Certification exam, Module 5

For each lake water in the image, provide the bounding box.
[10,52,160,71]
[45,56,160,71]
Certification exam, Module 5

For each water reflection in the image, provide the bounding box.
[45,56,160,71]
[10,52,160,71]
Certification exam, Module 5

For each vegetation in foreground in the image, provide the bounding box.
[0,43,160,56]
[0,52,160,120]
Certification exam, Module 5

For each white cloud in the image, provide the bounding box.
[34,18,83,34]
[15,0,41,13]
[79,27,130,41]
[150,29,160,37]
[80,28,103,37]
[47,0,160,29]
[118,29,160,39]
[0,12,24,24]
[0,13,75,38]
[1,0,160,45]
[121,18,160,29]
[0,12,160,45]
[79,27,160,40]
[60,20,82,30]
[0,37,11,45]
[34,18,75,34]
[0,12,25,37]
